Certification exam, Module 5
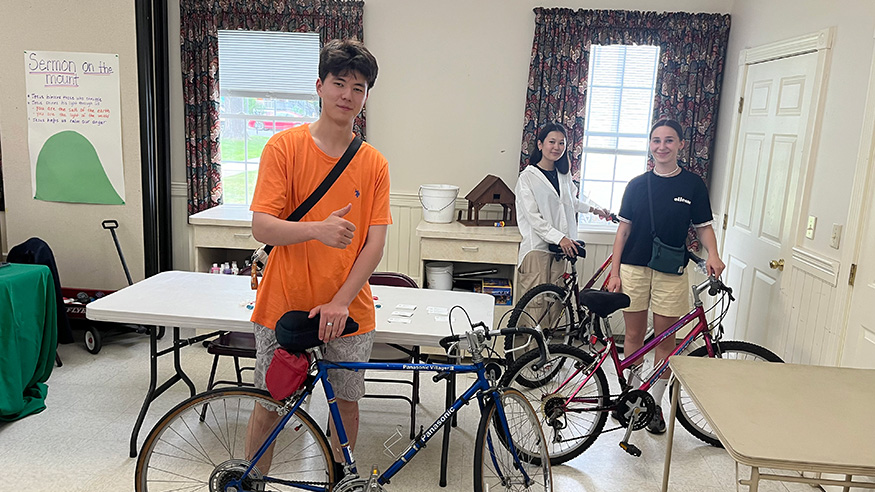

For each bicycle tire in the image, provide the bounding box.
[135,387,333,492]
[500,344,609,465]
[474,388,552,492]
[505,284,575,365]
[672,341,783,447]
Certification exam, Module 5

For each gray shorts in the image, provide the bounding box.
[253,323,375,401]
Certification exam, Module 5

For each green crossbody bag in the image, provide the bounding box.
[646,173,687,275]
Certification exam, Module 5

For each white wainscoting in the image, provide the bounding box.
[379,193,507,284]
[772,262,842,366]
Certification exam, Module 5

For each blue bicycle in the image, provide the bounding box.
[134,322,552,491]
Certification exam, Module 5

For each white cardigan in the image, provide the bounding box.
[514,165,600,266]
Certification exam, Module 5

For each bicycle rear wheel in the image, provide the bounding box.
[672,341,783,446]
[474,388,552,492]
[505,284,575,367]
[135,387,333,492]
[500,344,608,465]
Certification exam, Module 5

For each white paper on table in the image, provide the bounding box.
[427,306,449,315]
[434,315,450,322]
[390,310,415,317]
[387,317,412,324]
[395,304,417,310]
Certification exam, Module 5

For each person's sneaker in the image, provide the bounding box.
[646,405,666,434]
[333,461,346,482]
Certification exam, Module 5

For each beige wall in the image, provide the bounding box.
[0,1,144,290]
[165,0,729,271]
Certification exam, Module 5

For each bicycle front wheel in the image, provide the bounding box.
[475,388,552,492]
[505,284,575,368]
[135,387,333,492]
[672,341,783,446]
[500,344,608,465]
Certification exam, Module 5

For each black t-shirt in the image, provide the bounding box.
[535,165,561,196]
[617,169,713,266]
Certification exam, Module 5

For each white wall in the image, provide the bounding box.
[712,0,875,258]
[0,1,144,290]
[362,0,729,195]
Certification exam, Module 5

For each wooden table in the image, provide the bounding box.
[663,356,875,491]
[86,270,495,484]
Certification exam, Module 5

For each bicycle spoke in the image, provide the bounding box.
[136,389,332,492]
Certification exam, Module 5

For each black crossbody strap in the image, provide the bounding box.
[647,171,656,238]
[264,135,363,254]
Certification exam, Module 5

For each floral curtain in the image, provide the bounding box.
[180,0,365,215]
[520,8,731,184]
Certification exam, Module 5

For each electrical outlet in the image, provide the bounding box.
[831,224,842,249]
[805,216,816,239]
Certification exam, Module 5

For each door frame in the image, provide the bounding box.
[719,28,836,284]
[837,36,875,366]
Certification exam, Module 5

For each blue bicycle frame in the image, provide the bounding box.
[234,355,531,491]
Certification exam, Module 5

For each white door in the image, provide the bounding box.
[842,185,875,369]
[721,52,818,348]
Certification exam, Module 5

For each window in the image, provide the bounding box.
[578,44,660,226]
[217,30,321,205]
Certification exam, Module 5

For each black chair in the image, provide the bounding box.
[366,272,421,439]
[203,331,257,391]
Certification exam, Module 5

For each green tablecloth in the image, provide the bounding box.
[0,263,57,421]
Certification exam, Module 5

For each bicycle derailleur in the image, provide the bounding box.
[334,465,384,492]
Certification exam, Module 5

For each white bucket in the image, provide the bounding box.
[425,262,454,290]
[419,184,459,223]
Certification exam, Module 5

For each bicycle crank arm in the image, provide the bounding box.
[618,408,643,457]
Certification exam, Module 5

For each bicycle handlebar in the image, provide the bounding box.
[687,251,734,300]
[439,325,549,370]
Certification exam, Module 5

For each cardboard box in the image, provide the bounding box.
[482,278,512,305]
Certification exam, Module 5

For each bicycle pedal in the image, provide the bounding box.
[619,441,642,457]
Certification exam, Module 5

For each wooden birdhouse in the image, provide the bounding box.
[458,175,517,226]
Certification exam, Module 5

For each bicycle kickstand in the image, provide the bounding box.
[618,409,643,457]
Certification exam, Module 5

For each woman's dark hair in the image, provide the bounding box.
[529,122,570,174]
[649,118,684,140]
[319,39,378,89]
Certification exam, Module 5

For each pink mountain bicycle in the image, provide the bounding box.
[500,257,783,464]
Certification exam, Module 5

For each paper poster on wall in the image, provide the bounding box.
[24,51,124,204]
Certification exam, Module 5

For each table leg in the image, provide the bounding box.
[173,327,197,396]
[749,467,760,492]
[130,324,160,457]
[439,369,455,487]
[661,381,680,491]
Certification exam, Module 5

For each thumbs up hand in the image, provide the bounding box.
[317,204,356,248]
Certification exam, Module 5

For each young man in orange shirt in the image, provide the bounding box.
[246,39,391,480]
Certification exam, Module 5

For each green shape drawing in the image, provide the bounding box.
[35,130,124,204]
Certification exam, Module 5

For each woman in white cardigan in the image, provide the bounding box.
[515,122,611,297]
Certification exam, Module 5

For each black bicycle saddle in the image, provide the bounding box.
[547,239,586,259]
[579,289,630,318]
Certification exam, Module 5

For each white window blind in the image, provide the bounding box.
[579,44,660,226]
[217,30,320,99]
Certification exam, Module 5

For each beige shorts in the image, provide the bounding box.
[253,323,375,401]
[618,264,690,317]
[516,250,570,302]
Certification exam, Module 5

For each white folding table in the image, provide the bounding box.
[663,356,875,491]
[87,269,494,486]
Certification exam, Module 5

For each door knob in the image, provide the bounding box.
[769,259,785,271]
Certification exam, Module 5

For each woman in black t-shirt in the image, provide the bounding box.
[606,119,725,434]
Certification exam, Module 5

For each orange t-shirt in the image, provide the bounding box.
[249,124,392,334]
